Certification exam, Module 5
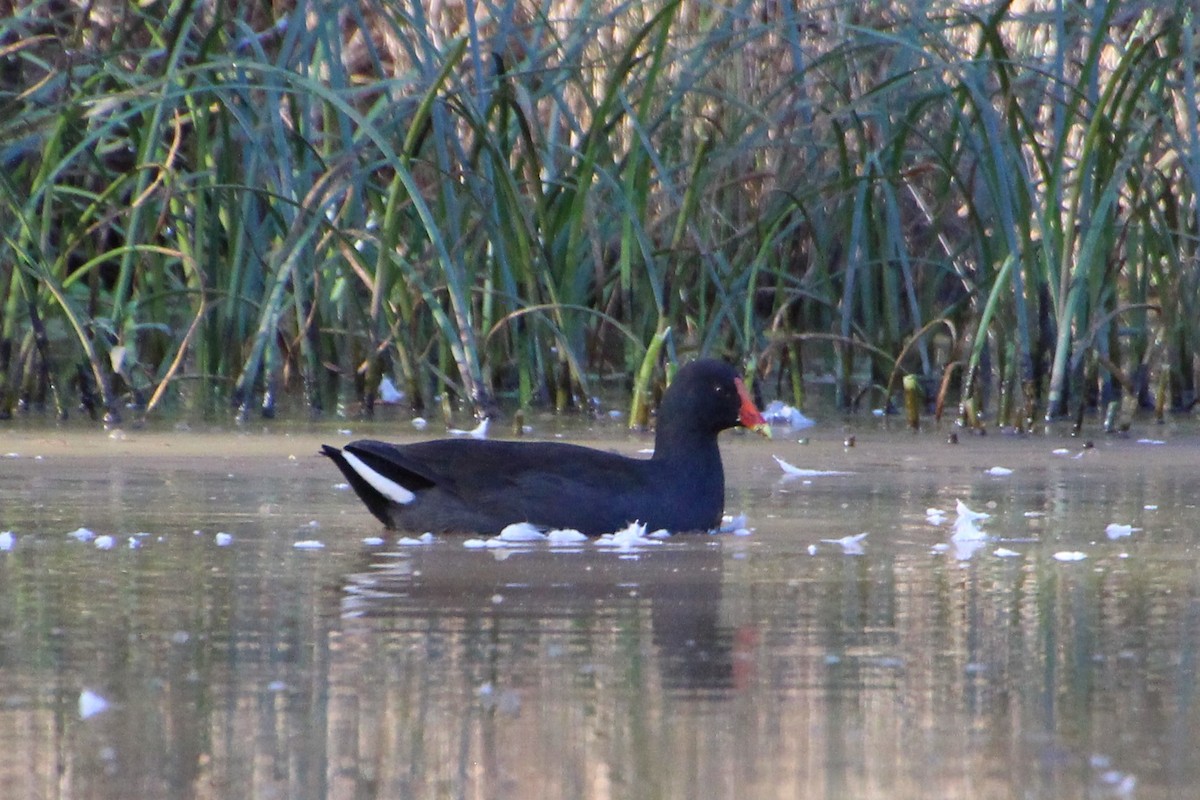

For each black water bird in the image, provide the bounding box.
[322,359,771,535]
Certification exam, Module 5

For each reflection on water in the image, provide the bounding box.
[1,426,1199,798]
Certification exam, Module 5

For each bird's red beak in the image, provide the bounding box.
[734,377,772,438]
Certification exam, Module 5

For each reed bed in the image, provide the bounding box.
[0,0,1195,430]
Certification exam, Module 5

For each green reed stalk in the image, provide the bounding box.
[1,1,1196,424]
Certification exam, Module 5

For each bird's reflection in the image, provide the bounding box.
[339,542,738,692]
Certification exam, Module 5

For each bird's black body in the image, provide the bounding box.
[322,359,769,535]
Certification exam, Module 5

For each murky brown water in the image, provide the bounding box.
[2,417,1199,799]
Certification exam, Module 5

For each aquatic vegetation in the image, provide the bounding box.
[1,1,1196,430]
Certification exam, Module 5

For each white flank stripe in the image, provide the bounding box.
[341,450,416,504]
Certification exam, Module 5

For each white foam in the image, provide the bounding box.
[79,689,109,719]
[547,528,588,545]
[497,522,547,542]
[68,527,96,542]
[341,450,415,504]
[719,514,749,533]
[595,521,660,550]
[1105,523,1137,539]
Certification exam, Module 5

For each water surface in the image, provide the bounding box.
[1,420,1198,799]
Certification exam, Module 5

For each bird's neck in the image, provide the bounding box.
[651,425,721,464]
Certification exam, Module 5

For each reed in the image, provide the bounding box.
[0,0,1195,430]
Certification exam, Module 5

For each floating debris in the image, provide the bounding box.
[497,522,547,542]
[952,518,987,542]
[1053,551,1088,562]
[361,536,385,546]
[0,531,13,551]
[1090,754,1137,798]
[986,466,1013,476]
[94,535,115,550]
[547,529,588,545]
[397,532,435,546]
[993,547,1021,558]
[411,417,428,431]
[214,532,233,547]
[293,540,325,550]
[1105,523,1138,539]
[762,400,815,430]
[448,419,489,439]
[949,500,991,546]
[460,516,735,551]
[955,500,991,522]
[951,538,988,560]
[377,376,405,404]
[720,514,748,531]
[772,455,852,478]
[461,523,548,549]
[717,514,752,535]
[79,689,110,719]
[595,521,661,550]
[820,532,868,555]
[68,527,97,542]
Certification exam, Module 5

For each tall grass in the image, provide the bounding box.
[0,0,1196,430]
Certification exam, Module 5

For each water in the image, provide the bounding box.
[1,421,1198,799]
